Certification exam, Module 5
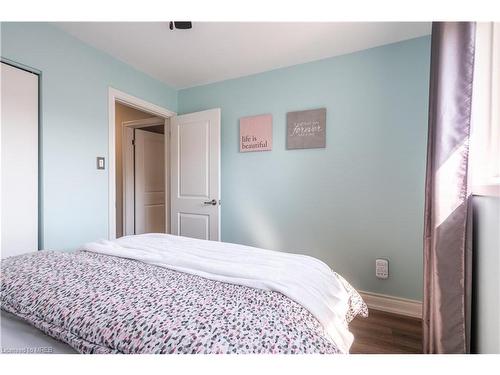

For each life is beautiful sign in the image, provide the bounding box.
[286,108,326,149]
[239,114,272,152]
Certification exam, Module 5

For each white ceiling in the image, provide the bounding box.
[55,22,431,89]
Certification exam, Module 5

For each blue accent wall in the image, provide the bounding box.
[178,37,431,300]
[1,22,178,250]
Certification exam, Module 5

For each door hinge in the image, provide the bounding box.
[132,139,135,146]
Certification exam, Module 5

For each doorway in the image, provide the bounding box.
[108,88,176,240]
[121,116,168,237]
[108,88,221,242]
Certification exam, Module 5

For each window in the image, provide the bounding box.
[470,22,500,196]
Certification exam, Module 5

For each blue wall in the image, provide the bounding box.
[1,22,178,250]
[178,37,431,300]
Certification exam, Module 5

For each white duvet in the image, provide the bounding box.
[81,233,355,352]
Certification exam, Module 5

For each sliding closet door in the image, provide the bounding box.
[1,62,39,258]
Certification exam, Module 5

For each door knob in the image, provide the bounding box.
[203,199,217,206]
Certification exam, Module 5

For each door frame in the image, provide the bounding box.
[108,87,176,240]
[122,117,168,236]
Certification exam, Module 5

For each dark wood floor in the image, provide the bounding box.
[350,309,423,354]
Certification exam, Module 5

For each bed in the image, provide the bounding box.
[1,234,367,354]
[1,310,76,354]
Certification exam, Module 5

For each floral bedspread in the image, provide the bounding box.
[1,250,367,354]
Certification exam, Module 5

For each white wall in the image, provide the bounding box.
[472,195,500,353]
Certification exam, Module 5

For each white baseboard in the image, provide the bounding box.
[359,291,422,319]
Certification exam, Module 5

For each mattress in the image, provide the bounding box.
[1,310,76,354]
[1,235,367,354]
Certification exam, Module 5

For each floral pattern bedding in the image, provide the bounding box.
[1,250,367,354]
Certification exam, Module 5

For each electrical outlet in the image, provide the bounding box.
[376,258,389,279]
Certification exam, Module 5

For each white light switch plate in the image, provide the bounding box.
[96,157,105,170]
[376,258,389,279]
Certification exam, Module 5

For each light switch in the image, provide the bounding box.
[96,157,105,170]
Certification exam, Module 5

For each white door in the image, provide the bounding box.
[0,63,39,258]
[134,129,165,234]
[171,108,220,241]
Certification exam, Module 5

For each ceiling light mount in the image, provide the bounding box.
[169,22,192,31]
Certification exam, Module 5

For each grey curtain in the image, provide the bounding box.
[423,22,476,354]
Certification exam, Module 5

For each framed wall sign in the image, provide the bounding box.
[286,108,326,149]
[239,114,273,152]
